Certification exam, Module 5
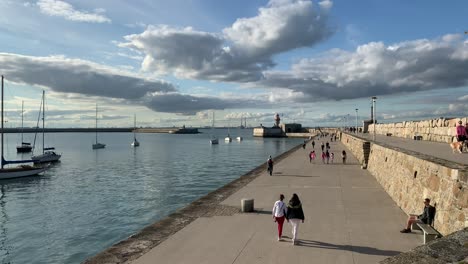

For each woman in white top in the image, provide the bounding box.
[272,194,287,241]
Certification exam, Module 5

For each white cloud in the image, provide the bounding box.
[0,53,175,99]
[121,0,332,82]
[37,0,111,23]
[261,34,468,101]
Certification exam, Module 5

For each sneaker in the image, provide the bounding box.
[400,228,411,233]
[277,237,281,241]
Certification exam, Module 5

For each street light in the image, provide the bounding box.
[372,96,377,141]
[355,108,358,133]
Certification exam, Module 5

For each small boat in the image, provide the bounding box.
[236,136,243,141]
[210,112,218,145]
[92,103,106,149]
[131,114,140,147]
[31,90,61,164]
[225,118,232,142]
[0,76,47,179]
[16,101,32,153]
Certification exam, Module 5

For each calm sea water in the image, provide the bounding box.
[0,129,303,264]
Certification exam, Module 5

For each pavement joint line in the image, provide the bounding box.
[231,229,257,264]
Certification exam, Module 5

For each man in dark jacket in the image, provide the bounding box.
[400,198,435,233]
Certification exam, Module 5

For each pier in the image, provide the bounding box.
[84,120,468,263]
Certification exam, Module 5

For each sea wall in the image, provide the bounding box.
[380,227,468,264]
[368,117,468,143]
[341,132,468,236]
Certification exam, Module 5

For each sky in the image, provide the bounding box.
[0,0,467,128]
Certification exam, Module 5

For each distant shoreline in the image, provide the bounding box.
[0,127,251,133]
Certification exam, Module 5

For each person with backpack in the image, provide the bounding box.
[272,194,287,241]
[267,156,274,176]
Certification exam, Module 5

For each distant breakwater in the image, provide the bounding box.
[0,127,199,133]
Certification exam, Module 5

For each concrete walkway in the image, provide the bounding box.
[355,133,468,165]
[132,139,420,264]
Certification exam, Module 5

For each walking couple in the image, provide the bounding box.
[272,193,305,245]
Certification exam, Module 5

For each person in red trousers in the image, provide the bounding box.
[272,194,287,241]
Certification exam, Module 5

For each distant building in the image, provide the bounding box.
[253,113,305,137]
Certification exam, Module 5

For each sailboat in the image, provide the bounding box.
[210,112,218,145]
[16,101,32,153]
[236,116,243,141]
[131,114,140,147]
[0,75,47,179]
[92,103,105,149]
[224,118,232,142]
[31,90,61,164]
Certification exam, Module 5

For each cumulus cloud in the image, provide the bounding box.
[121,0,332,82]
[37,0,111,23]
[261,34,468,101]
[0,53,176,99]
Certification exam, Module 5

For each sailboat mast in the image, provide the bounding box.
[42,90,45,154]
[21,101,24,143]
[95,103,98,144]
[1,76,4,169]
[133,114,136,140]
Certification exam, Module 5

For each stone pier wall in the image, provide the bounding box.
[369,117,468,143]
[341,133,468,236]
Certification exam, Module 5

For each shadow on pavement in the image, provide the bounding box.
[297,239,402,256]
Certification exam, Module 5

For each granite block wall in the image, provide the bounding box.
[368,117,467,143]
[341,133,468,236]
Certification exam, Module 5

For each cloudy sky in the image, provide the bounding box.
[0,0,467,128]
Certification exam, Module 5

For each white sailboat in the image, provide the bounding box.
[0,76,47,179]
[92,103,105,149]
[16,101,32,153]
[31,90,61,164]
[236,116,243,141]
[224,118,232,142]
[210,112,218,145]
[131,114,140,147]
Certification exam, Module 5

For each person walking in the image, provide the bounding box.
[272,194,287,241]
[286,193,305,245]
[341,150,347,164]
[267,156,274,176]
[321,142,324,152]
[325,150,330,164]
[311,140,315,149]
[310,150,316,163]
[321,151,326,163]
[330,152,334,163]
[456,121,467,152]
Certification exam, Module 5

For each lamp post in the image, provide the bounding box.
[372,96,377,141]
[355,108,358,133]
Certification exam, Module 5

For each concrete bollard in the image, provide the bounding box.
[241,198,254,212]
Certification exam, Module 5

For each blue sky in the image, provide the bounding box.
[0,0,467,128]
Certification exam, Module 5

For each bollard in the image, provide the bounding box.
[241,198,254,212]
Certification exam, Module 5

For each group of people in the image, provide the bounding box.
[272,193,305,245]
[308,139,347,164]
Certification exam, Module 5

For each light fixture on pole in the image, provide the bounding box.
[355,108,358,133]
[372,96,377,141]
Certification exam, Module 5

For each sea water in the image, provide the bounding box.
[0,129,303,264]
